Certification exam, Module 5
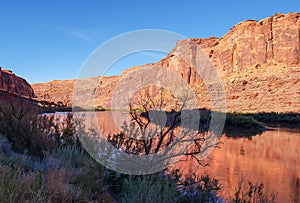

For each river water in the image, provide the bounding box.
[70,111,300,202]
[175,128,300,202]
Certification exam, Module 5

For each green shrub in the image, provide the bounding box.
[226,113,264,129]
[120,175,178,203]
[249,112,300,123]
[110,170,223,203]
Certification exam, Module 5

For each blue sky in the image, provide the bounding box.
[0,0,299,83]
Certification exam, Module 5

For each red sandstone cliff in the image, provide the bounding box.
[32,12,300,113]
[161,12,299,80]
[0,67,35,98]
[154,13,300,112]
[32,76,119,108]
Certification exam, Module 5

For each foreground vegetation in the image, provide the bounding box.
[0,98,278,202]
[0,136,277,203]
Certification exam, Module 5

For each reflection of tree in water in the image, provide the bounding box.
[78,87,221,174]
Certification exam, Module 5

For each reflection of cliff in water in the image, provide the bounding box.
[80,111,300,202]
[175,129,300,203]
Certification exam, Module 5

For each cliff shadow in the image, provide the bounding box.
[139,109,300,138]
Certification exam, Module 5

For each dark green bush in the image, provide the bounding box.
[225,113,264,129]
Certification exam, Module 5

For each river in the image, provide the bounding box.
[175,128,300,202]
[66,111,300,202]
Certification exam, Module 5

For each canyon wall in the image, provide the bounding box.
[162,12,299,80]
[32,12,300,113]
[0,68,35,98]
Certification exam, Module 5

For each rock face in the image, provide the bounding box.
[159,12,300,79]
[32,76,120,108]
[0,67,35,98]
[32,12,300,113]
[209,12,299,77]
[32,79,74,107]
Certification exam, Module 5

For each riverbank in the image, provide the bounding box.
[43,106,300,137]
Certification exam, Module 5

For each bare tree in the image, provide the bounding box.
[107,86,219,167]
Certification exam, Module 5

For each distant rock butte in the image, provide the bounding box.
[0,67,34,98]
[32,12,300,113]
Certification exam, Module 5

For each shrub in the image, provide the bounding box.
[0,139,108,202]
[177,174,222,203]
[120,175,178,203]
[230,181,277,203]
[0,98,80,157]
[109,169,222,203]
[225,113,264,129]
[45,146,107,200]
[0,164,34,202]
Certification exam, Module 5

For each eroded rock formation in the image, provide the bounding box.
[0,67,35,98]
[32,12,300,113]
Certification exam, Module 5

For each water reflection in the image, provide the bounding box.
[175,129,300,203]
[78,110,217,174]
[55,111,299,201]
